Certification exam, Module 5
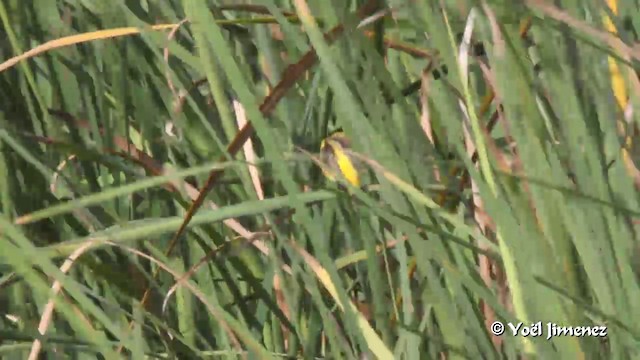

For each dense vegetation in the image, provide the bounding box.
[1,0,639,358]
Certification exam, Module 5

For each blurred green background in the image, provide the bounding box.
[1,0,639,358]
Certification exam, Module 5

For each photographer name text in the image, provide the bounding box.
[490,321,607,340]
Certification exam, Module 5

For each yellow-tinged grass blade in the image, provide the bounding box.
[290,240,394,360]
[603,0,627,110]
[602,0,639,186]
[0,24,178,73]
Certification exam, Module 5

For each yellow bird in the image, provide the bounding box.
[319,131,361,188]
